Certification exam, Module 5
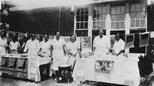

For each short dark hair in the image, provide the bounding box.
[1,31,6,38]
[31,34,36,38]
[70,33,76,41]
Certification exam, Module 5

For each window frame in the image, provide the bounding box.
[111,5,126,30]
[129,3,146,28]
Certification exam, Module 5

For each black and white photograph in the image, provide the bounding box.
[0,0,154,86]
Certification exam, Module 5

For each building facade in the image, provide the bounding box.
[74,0,147,53]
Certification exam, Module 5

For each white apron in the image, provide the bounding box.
[66,41,80,66]
[0,38,7,76]
[40,41,51,57]
[24,39,40,56]
[51,38,67,70]
[0,38,7,55]
[93,36,110,56]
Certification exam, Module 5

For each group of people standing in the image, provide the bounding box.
[0,28,125,80]
[0,31,80,80]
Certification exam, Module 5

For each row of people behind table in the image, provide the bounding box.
[0,29,125,57]
[0,31,80,57]
[0,32,31,54]
[0,31,80,80]
[0,30,125,79]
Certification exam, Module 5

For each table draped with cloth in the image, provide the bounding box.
[72,53,143,86]
[0,54,51,82]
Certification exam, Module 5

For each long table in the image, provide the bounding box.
[72,53,143,86]
[0,54,51,82]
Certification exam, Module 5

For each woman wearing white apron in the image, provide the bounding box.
[0,32,7,76]
[24,34,40,56]
[65,34,80,69]
[51,32,66,79]
[9,35,20,53]
[39,35,51,57]
[112,33,125,56]
[93,29,110,56]
[0,32,7,55]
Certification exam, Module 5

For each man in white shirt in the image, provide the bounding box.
[24,34,40,56]
[93,29,110,55]
[112,33,125,56]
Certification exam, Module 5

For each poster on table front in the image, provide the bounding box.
[17,58,28,72]
[8,58,16,70]
[0,57,8,69]
[94,60,114,73]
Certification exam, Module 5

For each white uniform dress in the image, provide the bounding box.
[93,36,110,55]
[113,39,125,55]
[51,37,66,70]
[0,37,7,55]
[66,41,80,66]
[24,39,40,56]
[40,40,51,57]
[10,41,19,51]
[0,37,7,75]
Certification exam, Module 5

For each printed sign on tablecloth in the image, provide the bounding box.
[94,60,114,73]
[8,58,16,70]
[0,57,8,69]
[17,58,28,72]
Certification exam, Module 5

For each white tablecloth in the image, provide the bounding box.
[27,56,51,82]
[0,55,2,76]
[72,53,142,86]
[0,54,51,82]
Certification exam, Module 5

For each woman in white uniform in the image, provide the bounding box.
[9,35,20,53]
[51,32,66,78]
[66,34,80,69]
[0,32,7,76]
[24,34,40,56]
[39,35,51,57]
[93,29,110,56]
[112,33,125,56]
[0,32,7,55]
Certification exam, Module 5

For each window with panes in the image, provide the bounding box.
[76,8,88,30]
[111,5,125,30]
[130,3,146,28]
[93,6,107,29]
